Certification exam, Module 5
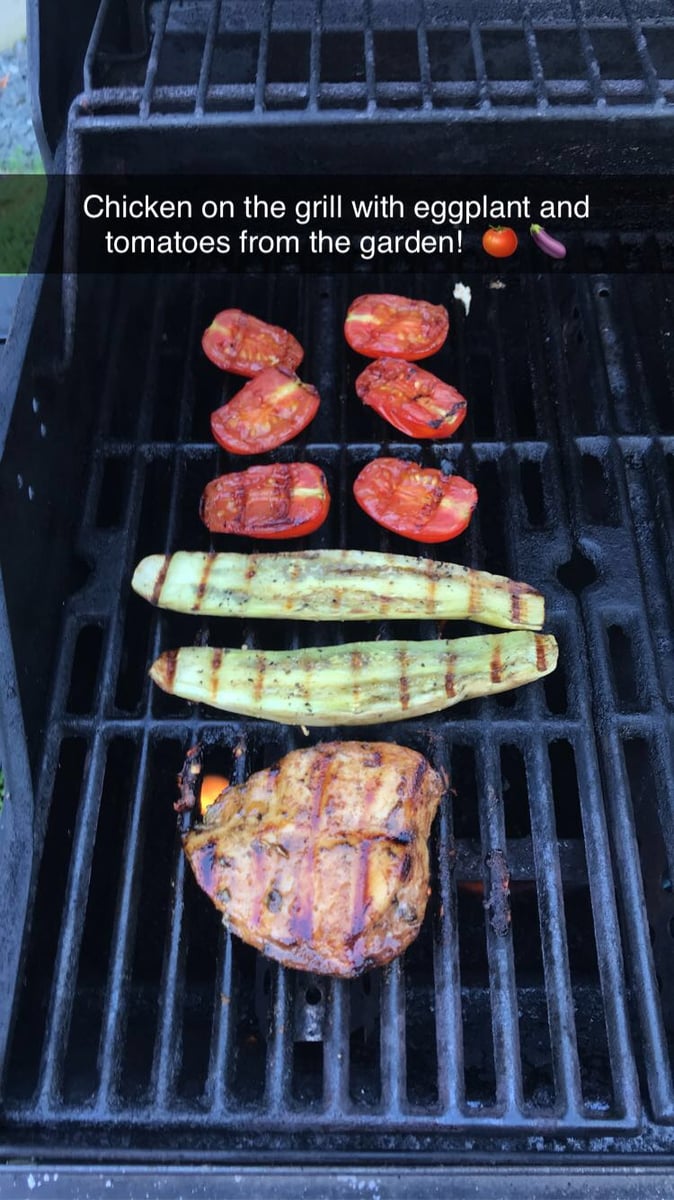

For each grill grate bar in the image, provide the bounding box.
[139,0,172,120]
[322,980,350,1113]
[308,0,322,111]
[254,0,274,113]
[568,0,607,108]
[151,841,188,1107]
[432,780,464,1115]
[362,0,377,112]
[95,732,150,1105]
[195,0,223,116]
[206,930,235,1113]
[468,21,491,110]
[379,959,407,1114]
[35,734,109,1109]
[264,965,292,1111]
[476,737,523,1116]
[620,0,665,105]
[83,0,114,94]
[415,0,433,110]
[526,739,583,1116]
[519,1,548,110]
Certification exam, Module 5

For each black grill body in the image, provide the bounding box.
[2,1,674,1194]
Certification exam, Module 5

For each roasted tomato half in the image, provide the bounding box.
[344,294,449,360]
[356,358,467,440]
[211,366,320,455]
[202,309,304,377]
[353,457,477,543]
[201,462,331,540]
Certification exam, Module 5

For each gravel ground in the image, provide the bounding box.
[0,39,42,171]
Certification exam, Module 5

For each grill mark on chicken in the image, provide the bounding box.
[151,555,171,606]
[412,756,429,797]
[251,840,267,932]
[351,783,377,947]
[288,749,334,944]
[535,634,548,673]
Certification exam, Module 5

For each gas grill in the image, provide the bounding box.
[2,2,674,1195]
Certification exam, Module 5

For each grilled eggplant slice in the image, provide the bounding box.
[133,549,545,631]
[150,631,557,725]
[181,740,445,977]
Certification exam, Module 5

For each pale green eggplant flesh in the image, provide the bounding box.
[149,632,558,726]
[133,549,545,631]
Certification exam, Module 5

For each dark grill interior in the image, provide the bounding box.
[2,270,674,1156]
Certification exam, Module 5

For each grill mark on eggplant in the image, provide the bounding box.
[468,573,482,616]
[398,646,411,711]
[151,555,171,606]
[510,589,522,626]
[193,552,216,612]
[253,653,267,703]
[210,648,223,699]
[535,634,548,673]
[444,661,456,698]
[490,643,503,684]
[164,648,178,688]
[351,648,364,709]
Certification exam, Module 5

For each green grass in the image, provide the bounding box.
[0,145,44,174]
[0,166,46,273]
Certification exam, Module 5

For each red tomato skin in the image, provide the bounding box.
[200,462,330,540]
[481,227,518,259]
[210,366,320,455]
[355,358,467,440]
[353,458,477,544]
[344,294,449,360]
[202,309,304,376]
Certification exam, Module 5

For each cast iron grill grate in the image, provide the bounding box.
[74,0,674,124]
[2,270,674,1155]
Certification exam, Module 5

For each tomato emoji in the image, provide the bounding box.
[481,227,518,259]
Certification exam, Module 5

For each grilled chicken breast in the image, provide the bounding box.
[182,741,445,977]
